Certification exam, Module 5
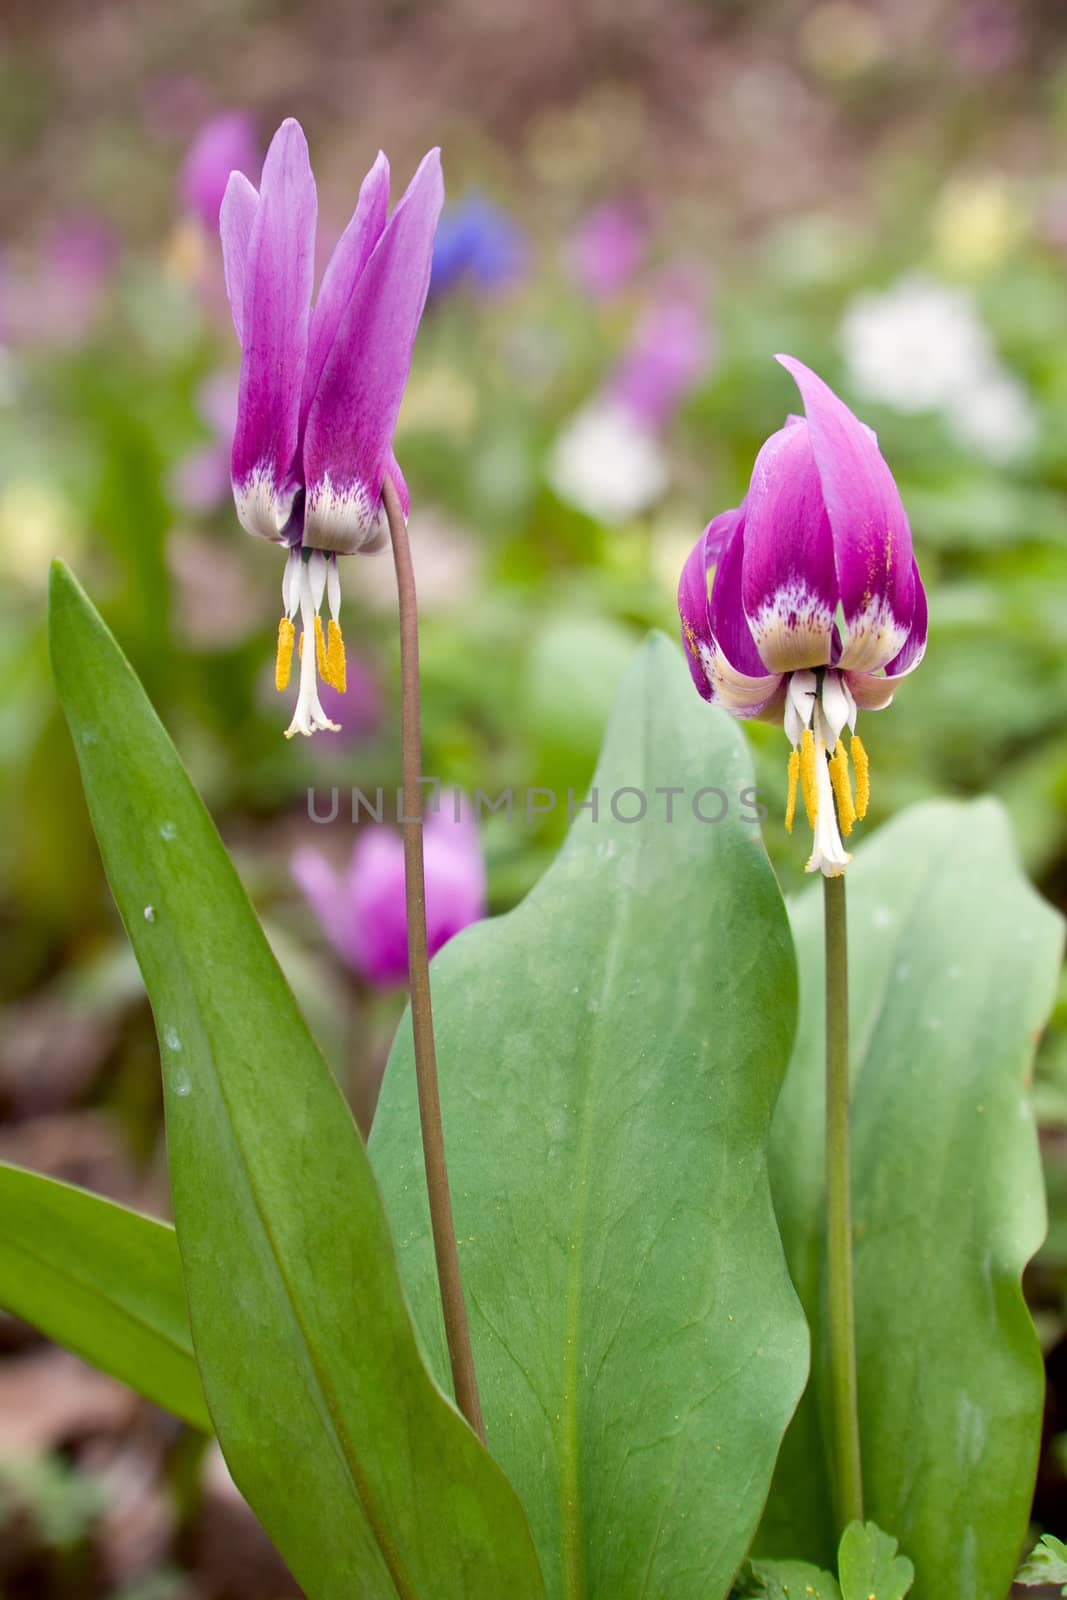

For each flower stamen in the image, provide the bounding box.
[326,619,347,692]
[799,727,818,826]
[829,738,856,836]
[275,618,295,691]
[851,732,870,818]
[785,747,800,833]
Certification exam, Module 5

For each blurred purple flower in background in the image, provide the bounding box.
[950,1,1023,78]
[291,792,486,986]
[606,269,714,432]
[0,215,118,348]
[315,658,384,744]
[429,193,526,298]
[168,369,240,512]
[568,200,647,300]
[548,270,712,521]
[180,111,259,232]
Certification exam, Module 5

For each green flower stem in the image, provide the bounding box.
[383,475,486,1446]
[824,872,863,1531]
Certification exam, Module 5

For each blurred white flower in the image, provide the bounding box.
[840,273,1036,463]
[548,402,669,522]
[947,371,1037,464]
[841,275,987,413]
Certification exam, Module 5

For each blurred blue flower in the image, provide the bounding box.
[429,194,526,298]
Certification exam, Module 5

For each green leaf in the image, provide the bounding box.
[837,1521,913,1600]
[757,800,1063,1599]
[0,1161,208,1432]
[371,634,809,1600]
[735,1558,842,1600]
[1017,1533,1067,1590]
[48,561,545,1600]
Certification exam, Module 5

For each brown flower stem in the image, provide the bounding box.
[382,475,486,1445]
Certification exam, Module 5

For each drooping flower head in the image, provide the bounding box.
[678,354,927,876]
[291,792,487,986]
[221,119,444,736]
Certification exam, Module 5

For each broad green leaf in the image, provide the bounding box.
[758,800,1062,1600]
[0,1161,208,1432]
[48,562,545,1600]
[1017,1533,1067,1590]
[837,1521,913,1600]
[735,1559,842,1600]
[372,634,809,1600]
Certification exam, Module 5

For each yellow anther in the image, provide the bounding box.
[829,738,856,836]
[315,615,327,677]
[799,727,818,826]
[274,618,295,692]
[851,732,870,818]
[785,748,800,833]
[326,619,347,692]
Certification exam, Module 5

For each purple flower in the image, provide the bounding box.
[606,270,712,433]
[428,193,526,298]
[180,111,259,232]
[548,273,711,523]
[0,215,118,349]
[291,793,487,986]
[568,201,646,300]
[678,354,926,877]
[220,119,444,737]
[169,369,239,512]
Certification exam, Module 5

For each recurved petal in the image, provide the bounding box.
[778,354,915,672]
[885,557,927,676]
[231,119,317,543]
[843,557,928,708]
[741,416,837,672]
[705,515,784,717]
[220,171,259,343]
[679,508,742,698]
[301,151,390,431]
[302,149,444,554]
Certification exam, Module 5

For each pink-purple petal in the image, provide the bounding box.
[302,149,443,554]
[301,152,390,434]
[740,418,837,673]
[884,558,927,676]
[777,354,915,671]
[348,829,410,985]
[231,119,317,542]
[705,517,784,716]
[384,451,410,519]
[291,847,357,969]
[678,521,716,699]
[219,171,259,343]
[422,792,488,956]
[844,559,927,708]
